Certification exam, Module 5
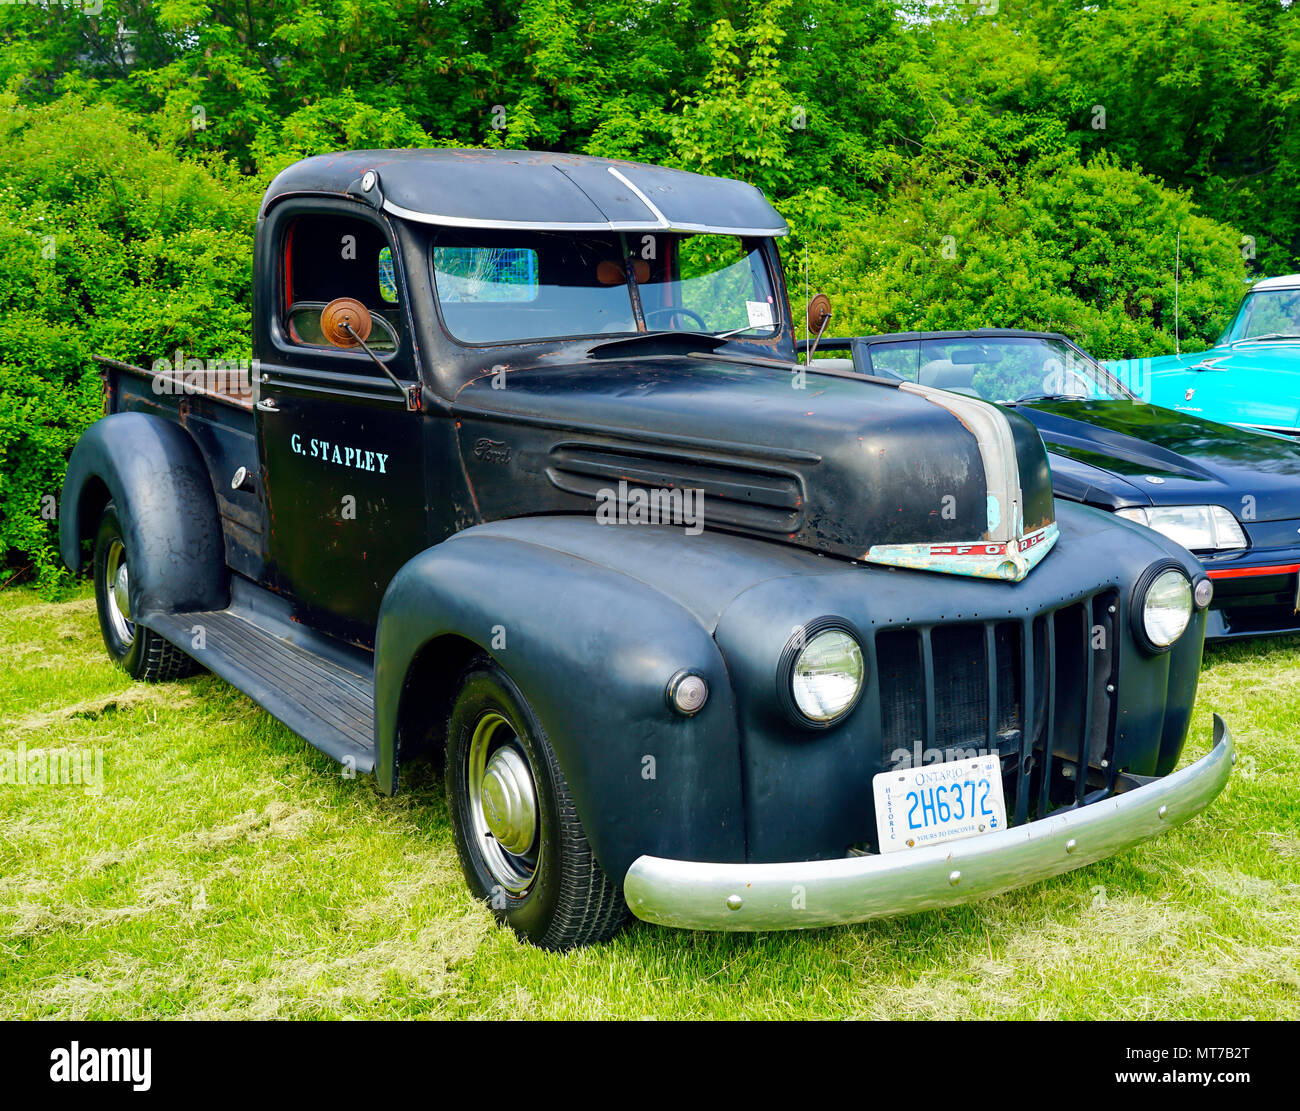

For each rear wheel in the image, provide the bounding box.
[93,502,197,682]
[446,654,627,949]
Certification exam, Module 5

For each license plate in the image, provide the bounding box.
[872,754,1008,854]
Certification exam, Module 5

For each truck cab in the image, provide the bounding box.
[61,150,1233,949]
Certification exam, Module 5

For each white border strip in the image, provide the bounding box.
[607,165,670,226]
[899,380,1024,542]
[381,198,787,237]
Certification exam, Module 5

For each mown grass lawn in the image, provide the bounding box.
[1,584,1297,1020]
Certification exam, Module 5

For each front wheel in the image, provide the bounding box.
[446,655,627,949]
[93,502,197,682]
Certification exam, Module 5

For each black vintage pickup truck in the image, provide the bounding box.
[61,150,1233,949]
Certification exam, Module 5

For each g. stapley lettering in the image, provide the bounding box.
[290,433,389,474]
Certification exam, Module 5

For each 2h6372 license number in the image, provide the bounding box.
[872,754,1008,854]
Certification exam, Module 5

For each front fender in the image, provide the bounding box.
[60,412,228,620]
[374,523,749,880]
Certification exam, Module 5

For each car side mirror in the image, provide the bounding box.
[317,296,420,412]
[806,293,832,338]
[320,297,373,348]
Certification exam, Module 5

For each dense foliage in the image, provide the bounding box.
[0,94,258,587]
[2,0,1293,583]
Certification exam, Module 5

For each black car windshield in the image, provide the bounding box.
[428,228,781,345]
[1220,287,1300,343]
[865,335,1134,403]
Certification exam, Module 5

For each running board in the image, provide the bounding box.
[146,595,376,774]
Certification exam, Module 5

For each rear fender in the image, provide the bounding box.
[60,412,229,620]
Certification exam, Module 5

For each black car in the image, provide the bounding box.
[809,330,1300,640]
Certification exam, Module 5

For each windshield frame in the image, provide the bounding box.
[1218,286,1300,345]
[424,227,786,350]
[845,332,1137,403]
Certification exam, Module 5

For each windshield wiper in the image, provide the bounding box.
[713,323,777,339]
[1238,333,1300,342]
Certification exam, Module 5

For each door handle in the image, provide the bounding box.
[255,398,279,413]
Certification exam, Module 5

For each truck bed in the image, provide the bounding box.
[92,356,378,768]
[95,355,254,411]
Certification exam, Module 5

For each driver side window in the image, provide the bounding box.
[282,214,403,353]
[866,340,919,380]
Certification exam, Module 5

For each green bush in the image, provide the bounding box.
[0,94,258,589]
[790,155,1247,358]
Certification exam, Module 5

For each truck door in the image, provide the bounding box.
[255,205,428,646]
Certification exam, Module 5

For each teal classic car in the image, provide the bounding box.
[1107,275,1300,438]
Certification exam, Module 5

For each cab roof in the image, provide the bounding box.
[260,148,790,237]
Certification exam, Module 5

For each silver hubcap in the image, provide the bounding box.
[482,747,537,854]
[105,539,135,646]
[467,712,540,894]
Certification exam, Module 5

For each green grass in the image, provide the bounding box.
[1,585,1297,1019]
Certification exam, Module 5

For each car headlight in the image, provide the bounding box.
[1115,505,1247,551]
[786,626,865,725]
[1133,565,1193,651]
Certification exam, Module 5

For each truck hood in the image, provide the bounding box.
[451,355,1057,580]
[1107,343,1300,433]
[1020,399,1300,521]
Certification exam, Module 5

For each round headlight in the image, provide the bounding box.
[1138,567,1193,650]
[790,628,865,724]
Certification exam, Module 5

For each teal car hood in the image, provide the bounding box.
[1106,341,1300,434]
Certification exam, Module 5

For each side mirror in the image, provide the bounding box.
[316,295,420,412]
[320,297,373,348]
[806,293,833,337]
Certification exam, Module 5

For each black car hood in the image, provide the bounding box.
[1020,399,1300,521]
[451,355,1056,574]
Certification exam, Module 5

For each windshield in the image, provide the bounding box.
[1220,288,1300,343]
[864,335,1134,403]
[428,228,780,345]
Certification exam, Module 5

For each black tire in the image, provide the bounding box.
[93,502,198,682]
[446,654,627,950]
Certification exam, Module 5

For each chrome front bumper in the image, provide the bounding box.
[624,716,1234,932]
